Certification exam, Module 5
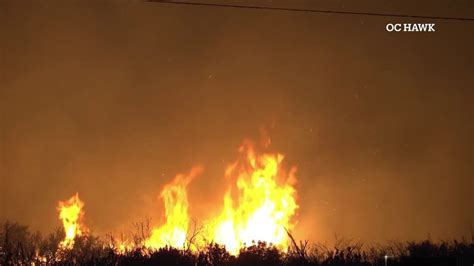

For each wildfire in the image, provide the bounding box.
[209,140,298,254]
[116,240,134,254]
[144,166,203,250]
[57,193,86,249]
[53,137,299,256]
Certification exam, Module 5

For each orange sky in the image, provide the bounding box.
[1,0,473,244]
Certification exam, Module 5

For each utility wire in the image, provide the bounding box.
[146,0,474,22]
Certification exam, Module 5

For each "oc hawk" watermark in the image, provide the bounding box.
[386,23,436,32]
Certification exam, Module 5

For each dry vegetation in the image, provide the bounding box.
[1,220,473,265]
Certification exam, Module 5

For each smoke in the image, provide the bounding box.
[1,1,473,244]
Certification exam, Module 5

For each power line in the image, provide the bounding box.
[146,0,474,22]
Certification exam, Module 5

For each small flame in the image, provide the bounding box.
[116,240,134,254]
[57,193,86,249]
[144,166,203,250]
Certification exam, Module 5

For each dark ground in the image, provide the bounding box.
[1,221,473,266]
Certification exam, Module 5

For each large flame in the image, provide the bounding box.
[57,193,86,249]
[144,166,203,250]
[209,140,298,254]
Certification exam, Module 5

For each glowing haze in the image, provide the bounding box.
[2,1,473,251]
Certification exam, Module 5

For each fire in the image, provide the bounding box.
[144,166,203,250]
[116,240,134,254]
[53,137,299,256]
[57,193,86,249]
[209,140,298,254]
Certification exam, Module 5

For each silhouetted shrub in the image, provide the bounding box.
[1,220,473,265]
